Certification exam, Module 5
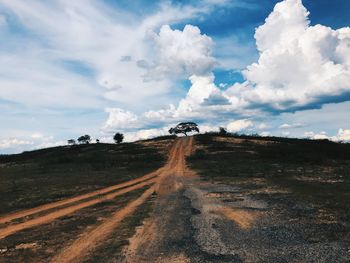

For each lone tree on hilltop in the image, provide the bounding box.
[77,135,91,144]
[113,133,124,144]
[67,139,76,145]
[169,122,199,136]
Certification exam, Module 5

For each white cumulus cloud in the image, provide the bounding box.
[124,127,170,142]
[304,129,350,142]
[147,25,216,80]
[103,108,140,131]
[235,0,350,113]
[226,119,253,133]
[336,128,350,141]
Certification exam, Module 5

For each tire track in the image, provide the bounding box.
[51,186,156,263]
[0,178,156,240]
[0,169,161,225]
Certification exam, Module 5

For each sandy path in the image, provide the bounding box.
[0,178,156,240]
[50,137,193,263]
[0,170,160,225]
[51,186,156,263]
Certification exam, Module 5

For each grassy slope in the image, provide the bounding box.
[188,133,350,219]
[0,141,168,215]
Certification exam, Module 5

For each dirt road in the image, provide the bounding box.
[1,137,349,262]
[50,138,194,263]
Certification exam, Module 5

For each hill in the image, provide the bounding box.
[0,134,350,262]
[0,138,173,215]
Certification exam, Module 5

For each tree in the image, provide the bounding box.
[67,139,76,145]
[96,139,100,143]
[219,127,227,136]
[113,133,124,144]
[77,135,91,144]
[168,122,199,136]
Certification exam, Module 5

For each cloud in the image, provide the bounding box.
[279,123,304,129]
[260,131,271,137]
[0,138,33,149]
[257,123,269,130]
[0,1,223,111]
[304,131,328,140]
[304,129,350,141]
[336,128,350,141]
[2,0,350,151]
[202,91,231,106]
[282,131,290,137]
[103,108,140,131]
[146,25,216,80]
[102,74,225,133]
[254,0,310,53]
[105,0,350,133]
[235,0,350,113]
[175,74,222,118]
[0,132,67,153]
[31,133,45,139]
[0,52,103,109]
[124,127,171,142]
[35,140,66,149]
[196,124,220,133]
[226,119,253,133]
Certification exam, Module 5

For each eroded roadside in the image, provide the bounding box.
[183,134,350,263]
[186,179,350,262]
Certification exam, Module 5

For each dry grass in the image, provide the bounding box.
[136,139,174,156]
[213,136,277,145]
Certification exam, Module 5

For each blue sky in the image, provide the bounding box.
[1,0,350,153]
